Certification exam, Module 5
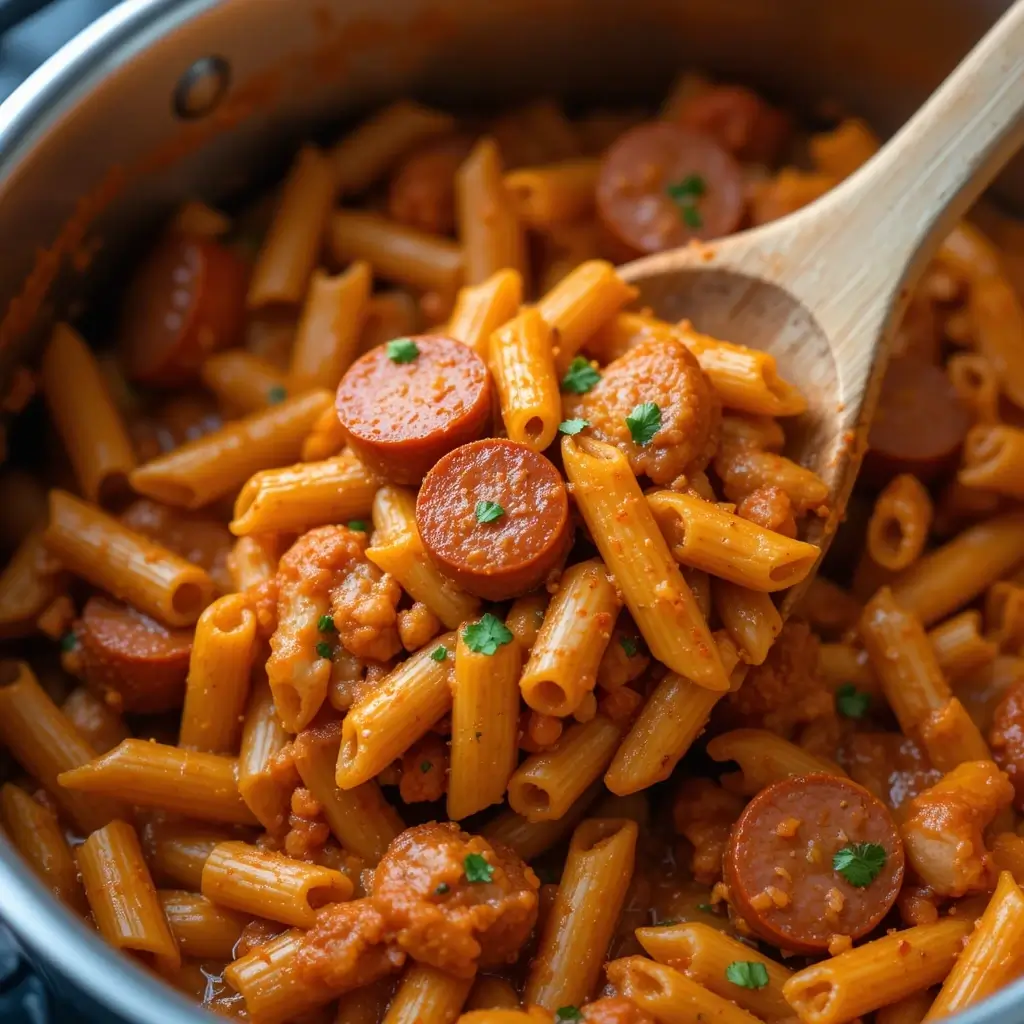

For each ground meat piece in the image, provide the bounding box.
[297,898,405,991]
[989,680,1024,810]
[582,997,656,1024]
[372,822,539,977]
[283,787,332,861]
[397,602,442,652]
[399,734,448,803]
[725,620,831,737]
[673,778,745,886]
[331,561,402,662]
[571,338,720,485]
[735,486,797,538]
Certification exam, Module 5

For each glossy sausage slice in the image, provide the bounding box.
[724,773,904,953]
[387,135,475,236]
[336,335,492,485]
[672,85,792,164]
[416,439,572,601]
[76,596,193,714]
[865,355,972,484]
[118,235,249,387]
[596,122,745,255]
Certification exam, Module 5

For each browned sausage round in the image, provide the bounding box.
[865,355,972,484]
[118,235,249,388]
[724,773,904,953]
[416,439,572,601]
[990,679,1024,810]
[76,596,192,713]
[596,122,745,255]
[387,135,475,236]
[673,85,793,164]
[336,336,492,485]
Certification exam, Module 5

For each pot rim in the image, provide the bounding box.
[0,3,1023,1024]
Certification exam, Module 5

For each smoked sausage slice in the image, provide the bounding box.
[865,356,971,484]
[336,335,492,485]
[724,773,904,953]
[416,439,572,601]
[387,135,475,236]
[76,596,192,713]
[119,235,249,387]
[597,122,745,255]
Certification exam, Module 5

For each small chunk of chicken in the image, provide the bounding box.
[372,822,539,977]
[900,760,1015,897]
[581,998,656,1024]
[673,778,745,886]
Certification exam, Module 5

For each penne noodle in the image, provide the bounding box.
[383,962,473,1024]
[302,401,348,461]
[158,890,250,960]
[0,529,65,637]
[648,490,819,592]
[147,823,237,892]
[504,159,601,228]
[712,579,782,666]
[336,632,457,788]
[449,628,522,820]
[636,922,792,1022]
[562,436,728,690]
[507,714,624,822]
[228,533,282,593]
[77,820,180,971]
[40,322,135,506]
[782,919,974,1024]
[948,352,1000,424]
[524,819,637,1010]
[232,454,379,536]
[0,661,125,833]
[179,593,258,753]
[328,211,464,296]
[928,610,998,680]
[58,738,258,825]
[465,976,520,1012]
[447,269,523,361]
[131,389,333,510]
[707,728,846,795]
[289,262,372,393]
[456,137,528,285]
[877,992,937,1024]
[536,260,637,373]
[959,424,1024,499]
[43,490,215,627]
[520,559,620,717]
[505,592,549,655]
[248,145,335,309]
[867,474,934,572]
[489,309,562,453]
[237,675,293,833]
[202,840,352,928]
[200,350,289,416]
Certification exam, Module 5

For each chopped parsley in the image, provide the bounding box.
[833,842,887,887]
[463,853,494,883]
[558,418,589,436]
[347,520,368,532]
[835,683,871,720]
[315,641,333,659]
[555,1008,583,1023]
[462,613,514,656]
[435,883,450,895]
[266,385,288,404]
[696,903,715,914]
[59,632,78,653]
[429,645,448,662]
[560,356,601,395]
[625,402,662,446]
[317,615,336,633]
[475,500,505,524]
[725,961,769,990]
[386,338,420,363]
[620,635,640,657]
[666,175,706,230]
[420,761,432,774]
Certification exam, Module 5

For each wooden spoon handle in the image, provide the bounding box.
[800,0,1024,332]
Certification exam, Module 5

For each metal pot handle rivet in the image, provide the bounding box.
[172,55,231,119]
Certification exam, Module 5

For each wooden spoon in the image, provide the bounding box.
[618,1,1024,589]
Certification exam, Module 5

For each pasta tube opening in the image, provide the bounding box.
[620,958,671,999]
[515,782,551,817]
[172,580,207,619]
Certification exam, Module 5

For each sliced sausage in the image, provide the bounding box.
[416,439,572,601]
[336,335,492,485]
[118,235,249,388]
[569,336,720,485]
[672,85,793,165]
[724,773,904,953]
[387,135,475,236]
[596,122,745,255]
[989,679,1024,810]
[865,356,971,484]
[76,596,192,713]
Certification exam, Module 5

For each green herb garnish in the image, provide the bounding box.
[475,500,505,524]
[266,385,287,404]
[835,683,871,720]
[463,853,494,883]
[560,356,601,395]
[725,961,769,990]
[430,645,448,662]
[387,338,420,363]
[315,641,333,659]
[462,613,514,656]
[625,402,661,446]
[833,842,887,887]
[558,418,589,436]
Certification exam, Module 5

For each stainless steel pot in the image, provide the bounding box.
[0,1,1021,1021]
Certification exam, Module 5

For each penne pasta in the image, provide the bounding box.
[504,159,600,228]
[383,962,473,1024]
[712,579,782,666]
[447,269,523,360]
[237,674,292,833]
[707,728,846,795]
[200,350,289,416]
[960,424,1024,499]
[158,890,250,960]
[867,474,934,572]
